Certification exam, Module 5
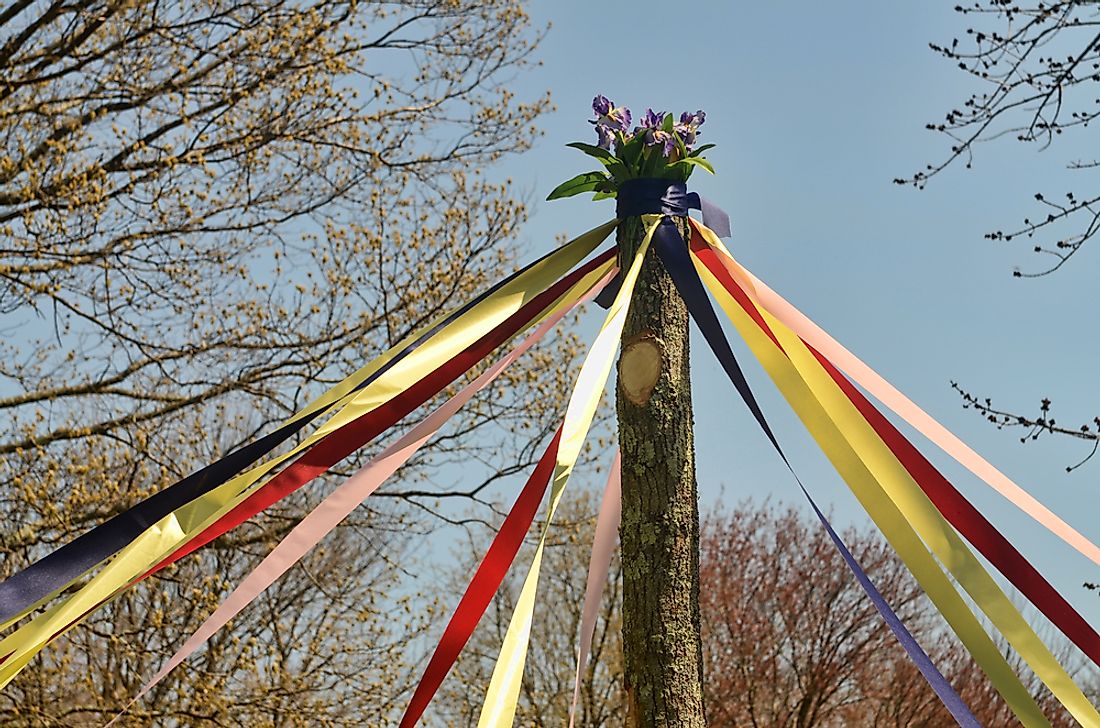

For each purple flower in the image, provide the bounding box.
[674,124,697,147]
[606,105,631,132]
[634,109,677,156]
[675,109,706,148]
[590,95,632,132]
[639,108,666,131]
[590,96,632,149]
[638,109,666,145]
[650,129,677,157]
[592,95,612,117]
[679,110,705,128]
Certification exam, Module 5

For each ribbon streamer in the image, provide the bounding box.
[651,217,979,726]
[695,220,1100,571]
[691,235,1055,726]
[692,223,1100,726]
[475,216,659,728]
[106,266,616,725]
[0,221,618,630]
[0,245,617,686]
[670,217,1100,667]
[568,450,621,728]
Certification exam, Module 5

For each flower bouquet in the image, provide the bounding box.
[547,95,715,201]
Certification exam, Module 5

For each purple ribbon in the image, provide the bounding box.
[799,484,982,728]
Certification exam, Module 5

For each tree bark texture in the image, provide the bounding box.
[616,215,706,728]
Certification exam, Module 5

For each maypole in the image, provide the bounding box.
[549,100,713,726]
[8,93,1100,728]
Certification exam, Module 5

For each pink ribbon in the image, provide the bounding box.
[568,450,621,728]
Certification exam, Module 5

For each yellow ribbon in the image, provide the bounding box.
[475,216,660,728]
[0,224,617,687]
[693,223,1099,727]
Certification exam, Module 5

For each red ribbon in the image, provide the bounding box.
[399,427,562,727]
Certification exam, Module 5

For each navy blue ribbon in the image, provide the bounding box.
[615,178,730,238]
[0,237,592,625]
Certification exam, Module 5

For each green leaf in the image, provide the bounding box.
[661,112,674,132]
[606,163,629,180]
[564,142,628,178]
[546,171,610,200]
[641,146,665,177]
[664,160,694,183]
[661,156,714,183]
[690,143,716,156]
[618,133,645,171]
[566,142,621,166]
[682,156,716,174]
[592,189,617,201]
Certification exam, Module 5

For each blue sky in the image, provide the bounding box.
[478,2,1100,629]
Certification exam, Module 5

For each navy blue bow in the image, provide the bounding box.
[594,178,730,309]
[614,178,730,238]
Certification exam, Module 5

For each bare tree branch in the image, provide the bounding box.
[898,2,1100,276]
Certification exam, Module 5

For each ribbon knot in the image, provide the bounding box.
[615,178,731,238]
[594,178,731,308]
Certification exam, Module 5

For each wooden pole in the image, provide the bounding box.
[615,215,706,727]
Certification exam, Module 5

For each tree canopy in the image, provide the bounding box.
[0,1,571,723]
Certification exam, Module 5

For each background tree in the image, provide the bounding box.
[898,1,1100,467]
[0,0,574,723]
[439,496,1096,726]
[700,502,930,727]
[699,501,1091,727]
